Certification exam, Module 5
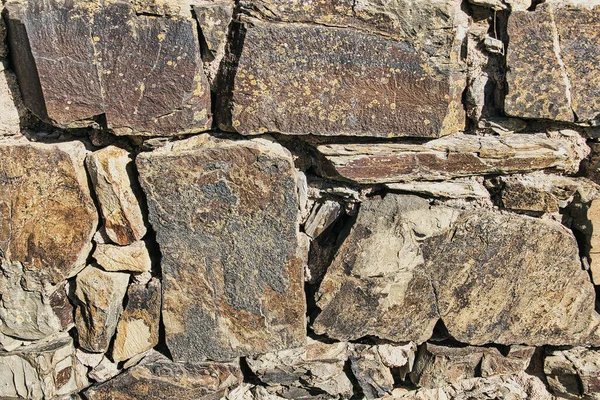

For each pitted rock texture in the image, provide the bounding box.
[506,3,600,123]
[137,135,306,362]
[0,139,97,286]
[217,4,466,138]
[6,0,211,135]
[85,350,243,399]
[425,211,600,346]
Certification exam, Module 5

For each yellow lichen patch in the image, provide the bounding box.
[157,33,166,41]
[194,109,207,121]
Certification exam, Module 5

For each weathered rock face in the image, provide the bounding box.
[86,146,147,245]
[0,334,87,399]
[137,135,306,362]
[93,241,152,273]
[85,350,242,400]
[316,132,588,184]
[313,194,458,343]
[0,139,98,286]
[246,338,354,398]
[350,345,395,399]
[75,266,130,353]
[390,372,554,400]
[217,0,467,138]
[0,261,73,341]
[112,279,161,362]
[505,3,600,123]
[425,211,600,346]
[545,347,600,399]
[0,66,22,136]
[6,0,211,135]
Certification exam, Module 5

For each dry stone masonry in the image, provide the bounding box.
[2,0,600,399]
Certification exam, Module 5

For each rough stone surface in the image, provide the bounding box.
[350,344,395,399]
[6,0,211,135]
[425,211,600,346]
[217,7,466,137]
[480,346,535,378]
[316,132,588,184]
[0,138,98,286]
[388,372,553,400]
[313,194,458,343]
[75,266,130,353]
[545,347,600,399]
[193,1,234,86]
[89,356,120,383]
[0,334,87,400]
[0,65,22,136]
[0,261,73,341]
[247,338,353,398]
[137,135,306,362]
[506,3,600,123]
[93,241,152,273]
[386,179,489,200]
[304,200,342,239]
[112,279,161,362]
[85,350,242,399]
[86,146,147,245]
[409,344,483,389]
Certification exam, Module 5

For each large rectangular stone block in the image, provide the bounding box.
[137,135,306,362]
[217,0,467,138]
[6,0,211,135]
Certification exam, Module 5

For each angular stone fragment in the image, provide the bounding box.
[491,172,599,213]
[6,0,211,135]
[378,343,417,380]
[425,211,600,346]
[247,338,353,398]
[75,266,130,353]
[85,350,242,400]
[0,261,73,341]
[0,334,87,399]
[137,135,306,362]
[217,11,466,138]
[89,356,120,383]
[506,3,600,123]
[316,132,587,184]
[112,279,161,362]
[313,194,458,343]
[480,346,535,378]
[0,138,97,286]
[386,179,489,200]
[193,1,234,86]
[545,347,600,399]
[388,372,553,400]
[86,146,147,245]
[0,65,22,136]
[304,200,342,239]
[350,345,395,399]
[409,343,483,389]
[93,241,152,273]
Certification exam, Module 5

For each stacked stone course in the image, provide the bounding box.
[1,0,600,399]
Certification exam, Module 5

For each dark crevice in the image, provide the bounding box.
[239,357,263,385]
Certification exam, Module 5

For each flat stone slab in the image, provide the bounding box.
[216,7,466,137]
[0,138,97,286]
[137,135,306,362]
[315,132,587,184]
[6,0,211,135]
[506,3,600,123]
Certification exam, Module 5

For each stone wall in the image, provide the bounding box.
[1,0,600,399]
